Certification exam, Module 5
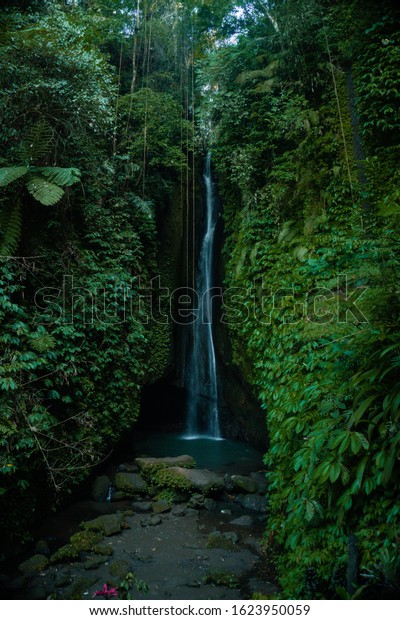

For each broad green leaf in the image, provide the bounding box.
[26,176,64,206]
[0,166,28,187]
[39,167,81,187]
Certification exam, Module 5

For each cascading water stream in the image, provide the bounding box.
[184,153,221,440]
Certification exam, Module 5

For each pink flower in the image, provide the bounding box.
[93,583,118,599]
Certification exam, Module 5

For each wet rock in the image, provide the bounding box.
[54,569,72,587]
[117,464,127,472]
[171,506,186,517]
[204,498,217,511]
[136,455,196,469]
[152,500,171,514]
[223,532,239,544]
[111,491,126,502]
[187,493,204,508]
[109,560,130,578]
[70,530,103,552]
[140,515,162,527]
[243,536,262,554]
[248,577,280,596]
[50,544,80,564]
[231,475,258,494]
[250,472,268,495]
[224,474,235,492]
[115,473,147,495]
[19,554,49,576]
[170,468,224,493]
[238,494,268,512]
[62,575,97,600]
[34,540,51,557]
[82,514,122,536]
[91,475,111,502]
[207,531,237,551]
[221,508,232,516]
[230,515,254,527]
[132,501,152,513]
[84,555,105,571]
[93,543,113,556]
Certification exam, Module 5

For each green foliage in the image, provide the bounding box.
[199,0,400,599]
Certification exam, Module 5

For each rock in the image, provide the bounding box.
[54,570,72,588]
[34,539,51,557]
[204,498,217,511]
[224,474,235,492]
[169,468,224,493]
[132,501,152,513]
[248,577,280,596]
[171,506,186,517]
[111,491,125,502]
[84,555,105,571]
[204,571,240,589]
[231,475,258,494]
[221,508,232,516]
[136,455,196,469]
[239,494,268,512]
[230,515,254,527]
[152,500,171,514]
[70,530,103,552]
[91,475,111,502]
[82,514,122,536]
[50,544,80,564]
[62,575,97,600]
[117,464,127,472]
[140,515,162,527]
[250,472,268,495]
[19,554,49,576]
[223,531,238,544]
[115,472,147,495]
[30,586,47,600]
[187,493,204,508]
[109,560,130,578]
[243,536,262,554]
[207,531,237,551]
[93,543,113,556]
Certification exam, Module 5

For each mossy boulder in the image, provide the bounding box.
[83,555,105,571]
[144,466,194,492]
[114,473,147,495]
[170,468,224,493]
[231,475,258,494]
[91,475,111,502]
[50,544,80,564]
[19,554,49,576]
[61,575,97,600]
[207,531,238,551]
[70,530,103,552]
[93,543,113,556]
[152,499,171,514]
[136,455,196,469]
[109,559,130,578]
[81,514,123,536]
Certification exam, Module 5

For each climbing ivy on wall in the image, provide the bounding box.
[199,0,400,598]
[0,0,194,546]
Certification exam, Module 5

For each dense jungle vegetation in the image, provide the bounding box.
[1,0,400,599]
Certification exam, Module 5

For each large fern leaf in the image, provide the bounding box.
[0,166,28,187]
[0,203,22,256]
[19,120,53,163]
[38,167,81,187]
[26,176,65,206]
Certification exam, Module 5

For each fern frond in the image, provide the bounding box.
[38,167,81,187]
[0,203,22,256]
[20,120,53,163]
[26,176,65,206]
[0,166,28,187]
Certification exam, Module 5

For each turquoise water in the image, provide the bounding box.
[134,433,264,474]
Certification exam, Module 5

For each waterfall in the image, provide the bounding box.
[184,153,221,440]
